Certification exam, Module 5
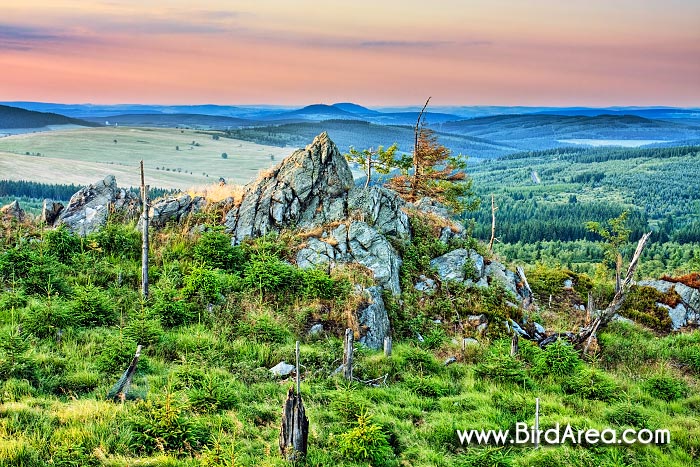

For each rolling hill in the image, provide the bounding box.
[0,105,98,130]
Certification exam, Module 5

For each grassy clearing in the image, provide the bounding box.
[0,127,290,189]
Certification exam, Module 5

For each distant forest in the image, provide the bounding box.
[0,180,176,202]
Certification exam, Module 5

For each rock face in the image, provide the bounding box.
[56,175,141,236]
[296,221,402,295]
[0,200,25,221]
[357,286,390,350]
[226,133,406,295]
[639,279,700,330]
[430,249,484,283]
[143,193,206,229]
[225,132,355,244]
[41,199,64,225]
[425,249,527,301]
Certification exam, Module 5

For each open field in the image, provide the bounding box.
[0,127,291,189]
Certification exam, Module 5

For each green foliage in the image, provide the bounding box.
[474,347,532,387]
[89,221,141,259]
[618,286,674,332]
[150,286,194,328]
[71,283,117,327]
[43,226,81,263]
[95,336,141,375]
[344,143,403,187]
[399,215,449,285]
[533,339,583,378]
[182,264,221,306]
[192,228,244,272]
[561,367,620,401]
[129,392,206,456]
[605,402,653,429]
[22,299,70,338]
[236,313,290,344]
[0,326,37,383]
[455,447,512,467]
[642,375,688,402]
[337,411,395,467]
[124,306,163,347]
[187,373,239,413]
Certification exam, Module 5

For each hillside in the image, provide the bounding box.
[0,134,699,467]
[0,105,98,130]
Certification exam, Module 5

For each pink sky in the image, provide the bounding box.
[1,0,698,106]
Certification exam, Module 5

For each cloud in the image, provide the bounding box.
[359,39,490,48]
[0,24,87,51]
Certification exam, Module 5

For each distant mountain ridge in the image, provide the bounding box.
[0,105,98,129]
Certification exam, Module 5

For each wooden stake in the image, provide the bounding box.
[295,341,300,395]
[488,194,497,254]
[107,344,142,402]
[383,336,392,358]
[510,332,519,357]
[343,328,354,381]
[140,161,149,300]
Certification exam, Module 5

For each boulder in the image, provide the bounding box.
[430,249,484,283]
[358,286,390,350]
[638,279,700,329]
[296,221,402,295]
[269,361,295,377]
[0,200,25,221]
[144,193,206,229]
[308,324,324,336]
[56,175,140,235]
[225,132,354,244]
[40,199,64,224]
[484,261,520,298]
[414,275,436,293]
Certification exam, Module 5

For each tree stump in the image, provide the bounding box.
[279,387,309,462]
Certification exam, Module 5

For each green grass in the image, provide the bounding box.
[1,214,699,466]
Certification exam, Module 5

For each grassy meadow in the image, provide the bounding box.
[0,211,699,466]
[0,127,290,189]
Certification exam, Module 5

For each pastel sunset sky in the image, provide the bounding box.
[1,0,698,106]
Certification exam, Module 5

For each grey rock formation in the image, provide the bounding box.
[0,200,25,221]
[56,175,140,235]
[430,249,484,283]
[484,261,519,298]
[414,275,436,293]
[296,221,402,295]
[637,280,700,329]
[225,132,354,244]
[347,186,410,239]
[358,286,390,350]
[41,199,64,225]
[144,193,206,229]
[414,197,451,218]
[308,324,324,336]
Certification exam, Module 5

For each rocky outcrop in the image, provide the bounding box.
[56,175,140,236]
[225,132,355,244]
[639,279,700,330]
[347,186,410,239]
[430,249,484,283]
[41,199,64,225]
[143,193,206,229]
[484,261,520,298]
[223,133,408,295]
[0,200,25,221]
[296,221,402,295]
[357,286,390,350]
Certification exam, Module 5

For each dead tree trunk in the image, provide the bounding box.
[488,194,497,254]
[107,344,142,402]
[383,336,392,358]
[575,232,652,350]
[410,97,431,202]
[516,266,534,308]
[140,161,149,300]
[343,328,354,380]
[279,387,309,462]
